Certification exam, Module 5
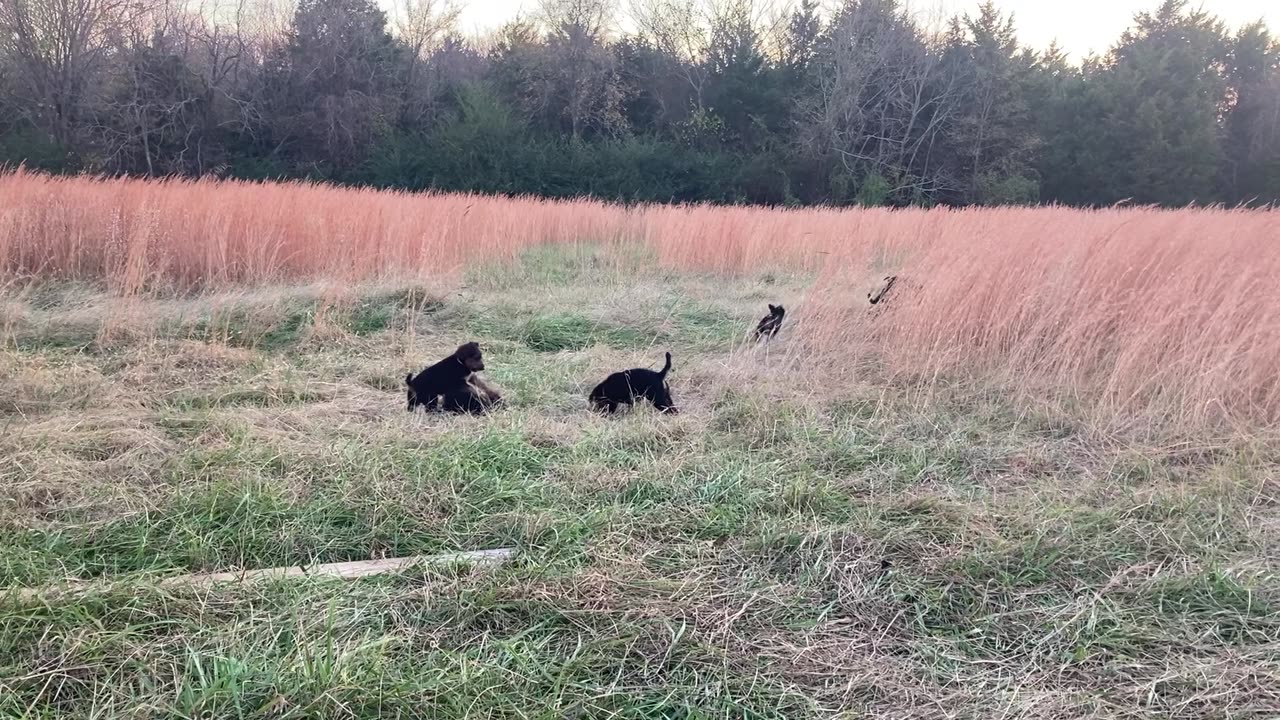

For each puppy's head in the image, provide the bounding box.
[455,342,485,372]
[587,384,607,410]
[768,304,785,318]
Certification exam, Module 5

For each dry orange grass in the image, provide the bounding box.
[798,206,1280,431]
[0,170,632,290]
[3,169,1278,431]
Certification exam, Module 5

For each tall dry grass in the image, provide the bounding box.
[797,206,1280,431]
[0,170,633,290]
[2,169,1277,431]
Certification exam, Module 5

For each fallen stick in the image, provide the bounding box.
[166,547,516,588]
[6,548,515,602]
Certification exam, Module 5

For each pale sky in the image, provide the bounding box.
[447,0,1279,59]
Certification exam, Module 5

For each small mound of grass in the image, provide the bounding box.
[672,303,744,348]
[164,384,330,410]
[465,243,658,288]
[520,313,653,352]
[345,286,444,336]
[473,309,658,352]
[184,299,318,351]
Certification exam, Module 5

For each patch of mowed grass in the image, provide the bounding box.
[575,418,698,472]
[671,301,747,348]
[1,282,101,350]
[0,570,813,719]
[1145,570,1280,643]
[9,317,103,351]
[175,297,319,350]
[463,285,743,355]
[465,242,661,289]
[471,346,593,409]
[0,479,449,583]
[0,351,107,415]
[584,442,863,546]
[945,493,1256,598]
[7,288,446,355]
[346,284,445,336]
[705,390,986,495]
[160,286,447,351]
[472,307,657,352]
[871,492,1277,665]
[1,428,580,584]
[153,412,224,441]
[161,382,330,410]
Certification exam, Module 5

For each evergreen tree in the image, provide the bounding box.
[1223,22,1280,203]
[1086,0,1230,204]
[703,2,785,151]
[258,0,407,176]
[941,2,1040,203]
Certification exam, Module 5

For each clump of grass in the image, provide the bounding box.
[345,285,444,336]
[163,383,331,410]
[520,313,654,352]
[1,479,447,582]
[472,309,658,352]
[465,242,659,289]
[175,294,321,350]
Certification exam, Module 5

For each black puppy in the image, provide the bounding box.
[406,341,489,413]
[753,303,785,340]
[589,352,677,414]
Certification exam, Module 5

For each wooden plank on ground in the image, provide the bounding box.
[166,548,516,588]
[6,548,516,602]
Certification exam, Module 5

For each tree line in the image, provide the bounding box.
[1,0,1277,207]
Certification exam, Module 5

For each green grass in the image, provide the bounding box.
[346,285,444,336]
[463,242,663,289]
[1,271,1278,718]
[469,308,662,353]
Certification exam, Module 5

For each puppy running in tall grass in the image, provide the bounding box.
[753,303,785,340]
[406,341,502,414]
[868,275,898,305]
[589,352,677,414]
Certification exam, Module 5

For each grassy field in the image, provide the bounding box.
[2,244,1277,719]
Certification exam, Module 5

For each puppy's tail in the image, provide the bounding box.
[659,351,672,378]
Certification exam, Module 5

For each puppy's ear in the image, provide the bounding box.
[768,304,777,313]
